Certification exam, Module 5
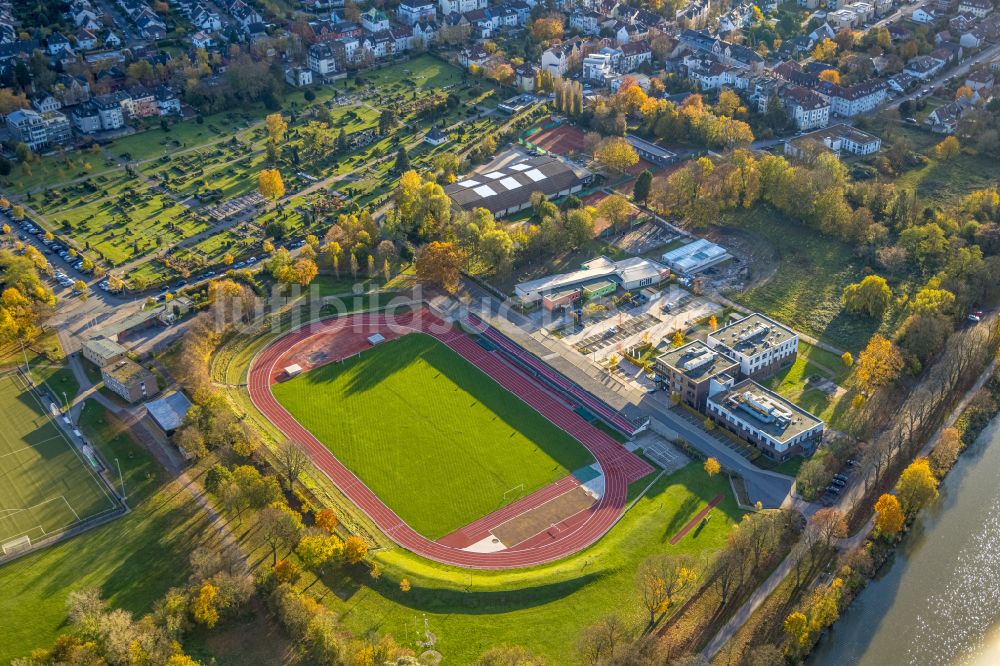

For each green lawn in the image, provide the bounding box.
[306,464,743,663]
[271,333,595,538]
[764,340,856,432]
[0,400,210,664]
[720,208,900,351]
[0,374,116,545]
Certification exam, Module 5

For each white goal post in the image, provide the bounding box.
[2,535,31,556]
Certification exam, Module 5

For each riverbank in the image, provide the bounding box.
[806,361,1000,663]
[810,377,1000,665]
[707,350,1000,664]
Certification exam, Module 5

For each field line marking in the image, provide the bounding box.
[61,496,81,522]
[0,435,68,459]
[18,374,119,513]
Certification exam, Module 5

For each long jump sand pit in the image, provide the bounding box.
[493,486,597,547]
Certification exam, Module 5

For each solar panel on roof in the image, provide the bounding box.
[485,171,505,179]
[458,179,480,187]
[473,184,497,197]
[499,176,522,190]
[524,168,545,182]
[509,163,531,171]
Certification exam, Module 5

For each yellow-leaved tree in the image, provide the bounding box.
[258,168,285,199]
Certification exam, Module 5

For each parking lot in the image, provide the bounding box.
[2,211,107,296]
[557,286,722,362]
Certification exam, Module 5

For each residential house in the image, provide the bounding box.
[93,93,126,129]
[569,10,603,35]
[397,0,437,25]
[904,54,945,80]
[285,66,314,87]
[950,13,977,33]
[124,88,157,118]
[190,5,222,31]
[412,19,439,45]
[76,28,98,50]
[191,31,214,49]
[308,42,340,77]
[925,100,967,132]
[911,7,936,23]
[515,63,536,91]
[958,0,992,18]
[440,0,485,15]
[6,109,49,151]
[887,71,917,92]
[71,102,102,133]
[360,30,393,58]
[784,123,881,160]
[828,8,861,29]
[619,39,651,72]
[582,48,619,82]
[541,42,576,76]
[391,26,414,52]
[781,85,831,130]
[678,29,764,71]
[30,93,61,113]
[46,32,70,56]
[228,0,263,27]
[966,68,996,90]
[133,9,167,40]
[42,111,72,146]
[360,7,391,32]
[55,74,91,106]
[815,79,886,116]
[460,44,491,68]
[676,0,710,29]
[155,87,181,115]
[961,27,988,48]
[103,29,122,48]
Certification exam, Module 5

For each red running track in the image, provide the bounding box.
[247,310,652,569]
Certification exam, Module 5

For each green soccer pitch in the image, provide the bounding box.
[0,373,118,548]
[270,333,595,539]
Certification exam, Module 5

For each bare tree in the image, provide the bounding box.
[277,439,311,491]
[578,615,632,665]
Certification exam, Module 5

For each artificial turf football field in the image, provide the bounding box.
[0,373,117,545]
[270,333,595,539]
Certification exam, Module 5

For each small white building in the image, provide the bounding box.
[661,238,731,276]
[285,66,314,87]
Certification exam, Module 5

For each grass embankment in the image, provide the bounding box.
[272,333,595,539]
[288,464,742,663]
[719,208,904,352]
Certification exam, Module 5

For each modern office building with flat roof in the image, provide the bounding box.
[707,312,798,378]
[655,340,739,409]
[707,379,824,459]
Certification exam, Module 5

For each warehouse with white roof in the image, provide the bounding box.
[661,238,731,276]
[444,155,593,217]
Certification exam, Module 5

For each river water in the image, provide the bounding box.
[810,416,1000,666]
